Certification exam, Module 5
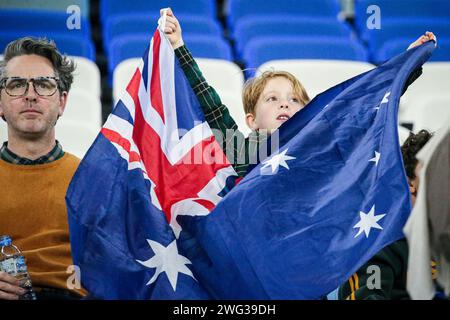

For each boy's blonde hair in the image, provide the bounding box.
[242,70,310,115]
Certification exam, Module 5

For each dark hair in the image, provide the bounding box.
[0,37,76,92]
[401,129,433,180]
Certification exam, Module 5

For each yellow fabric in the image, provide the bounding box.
[0,153,87,297]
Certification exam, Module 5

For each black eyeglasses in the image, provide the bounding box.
[0,77,60,97]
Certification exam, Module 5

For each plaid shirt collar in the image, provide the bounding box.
[0,140,64,165]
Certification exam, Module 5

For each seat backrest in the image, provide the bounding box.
[399,62,450,125]
[362,18,450,51]
[197,58,244,96]
[104,14,222,49]
[397,125,411,146]
[233,16,353,58]
[113,57,244,106]
[100,0,216,22]
[375,37,450,64]
[112,58,141,103]
[60,89,103,128]
[71,56,102,98]
[244,36,369,71]
[257,59,374,99]
[402,94,450,132]
[0,119,7,142]
[354,0,450,35]
[0,8,91,37]
[0,0,90,17]
[0,31,95,60]
[55,122,100,159]
[227,0,341,30]
[108,34,232,76]
[218,90,251,138]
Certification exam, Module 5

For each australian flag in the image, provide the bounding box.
[178,41,436,299]
[67,23,435,298]
[66,27,237,299]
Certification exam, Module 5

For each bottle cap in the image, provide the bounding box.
[0,235,12,247]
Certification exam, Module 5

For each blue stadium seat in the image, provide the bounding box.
[227,0,341,31]
[108,34,232,78]
[0,32,95,60]
[103,13,223,53]
[374,37,450,64]
[233,16,354,59]
[361,18,450,61]
[0,0,90,17]
[0,9,91,37]
[243,36,369,71]
[354,0,450,37]
[100,0,217,22]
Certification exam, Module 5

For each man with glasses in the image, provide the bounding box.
[0,37,87,299]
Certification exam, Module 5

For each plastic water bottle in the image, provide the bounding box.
[0,235,37,300]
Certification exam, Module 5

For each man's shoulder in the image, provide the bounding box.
[60,152,81,169]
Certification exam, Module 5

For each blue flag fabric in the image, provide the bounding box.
[179,42,436,299]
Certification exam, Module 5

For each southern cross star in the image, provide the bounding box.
[261,148,296,174]
[369,151,381,166]
[136,239,196,291]
[375,91,391,110]
[353,205,386,238]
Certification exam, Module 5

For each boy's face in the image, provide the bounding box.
[246,77,305,133]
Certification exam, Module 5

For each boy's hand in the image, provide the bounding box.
[408,31,437,50]
[0,271,26,300]
[160,8,184,49]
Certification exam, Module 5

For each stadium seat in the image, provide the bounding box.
[406,62,450,94]
[100,0,216,22]
[0,31,95,60]
[0,9,91,37]
[358,18,450,61]
[113,57,244,105]
[399,62,450,129]
[71,56,102,98]
[374,37,450,64]
[257,59,374,99]
[243,36,369,72]
[108,34,233,78]
[354,0,450,36]
[227,0,341,30]
[397,125,411,146]
[112,58,140,103]
[103,14,222,52]
[0,0,90,17]
[196,58,245,96]
[362,18,450,48]
[60,89,103,128]
[218,90,251,138]
[56,122,100,159]
[400,94,450,132]
[232,16,354,59]
[0,119,6,142]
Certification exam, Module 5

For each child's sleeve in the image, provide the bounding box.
[175,45,250,177]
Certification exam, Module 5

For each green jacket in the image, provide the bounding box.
[174,45,268,178]
[338,238,410,300]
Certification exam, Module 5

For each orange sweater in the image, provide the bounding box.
[0,153,87,297]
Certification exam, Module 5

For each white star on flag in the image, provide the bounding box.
[375,91,391,110]
[353,205,386,238]
[369,151,381,166]
[136,239,196,291]
[261,148,296,175]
